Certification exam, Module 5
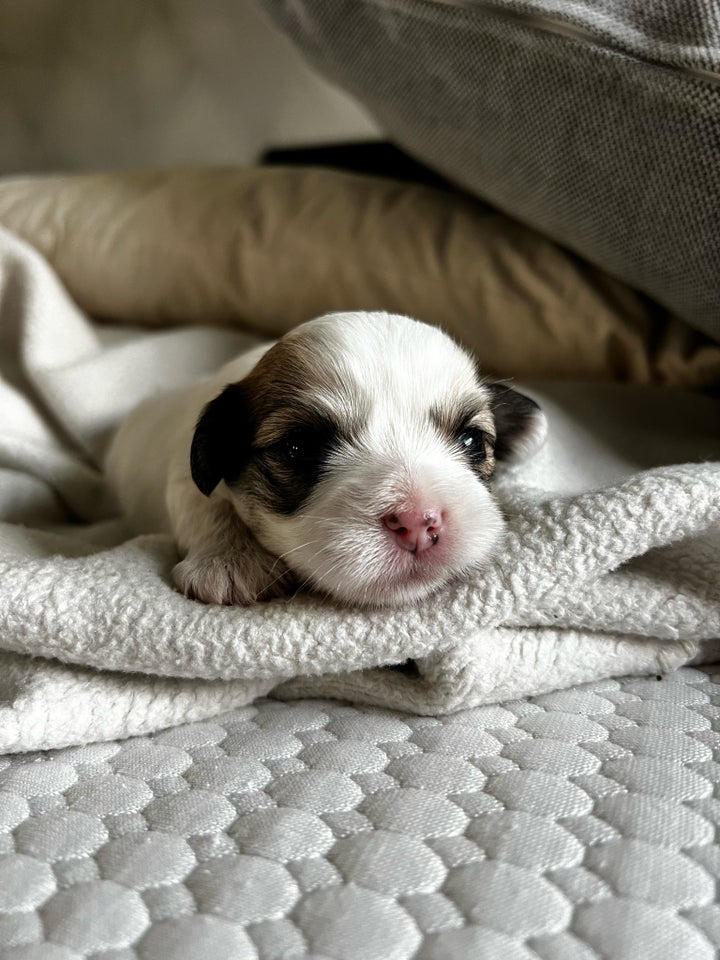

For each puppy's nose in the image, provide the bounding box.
[383,509,442,554]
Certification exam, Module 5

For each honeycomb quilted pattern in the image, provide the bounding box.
[0,667,718,959]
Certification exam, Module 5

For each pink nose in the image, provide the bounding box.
[383,509,443,554]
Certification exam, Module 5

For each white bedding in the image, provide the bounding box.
[0,671,718,959]
[0,225,719,752]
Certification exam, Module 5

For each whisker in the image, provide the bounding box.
[264,540,335,596]
[294,549,345,596]
[269,538,323,572]
[293,514,344,526]
[259,567,293,597]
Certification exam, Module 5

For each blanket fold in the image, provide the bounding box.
[0,189,718,752]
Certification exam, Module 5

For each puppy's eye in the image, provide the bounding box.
[281,430,322,463]
[283,439,302,461]
[273,425,337,478]
[456,426,488,461]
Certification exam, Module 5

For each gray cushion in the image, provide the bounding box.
[259,0,720,340]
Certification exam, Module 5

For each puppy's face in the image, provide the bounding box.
[191,312,546,606]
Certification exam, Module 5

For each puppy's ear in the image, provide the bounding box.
[488,383,547,463]
[191,384,251,496]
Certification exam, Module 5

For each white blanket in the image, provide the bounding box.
[1,226,719,752]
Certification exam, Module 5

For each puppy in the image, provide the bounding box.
[106,312,546,607]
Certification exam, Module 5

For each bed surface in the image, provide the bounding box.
[1,666,718,960]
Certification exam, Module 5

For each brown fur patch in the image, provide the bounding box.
[242,327,364,432]
[430,397,497,483]
[226,328,367,514]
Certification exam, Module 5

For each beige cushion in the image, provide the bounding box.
[0,166,717,385]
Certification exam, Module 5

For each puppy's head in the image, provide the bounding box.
[191,312,546,606]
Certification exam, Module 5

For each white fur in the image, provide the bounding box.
[106,312,545,607]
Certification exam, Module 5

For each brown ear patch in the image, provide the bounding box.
[191,384,251,496]
[488,384,545,462]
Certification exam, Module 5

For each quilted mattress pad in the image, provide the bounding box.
[1,667,718,959]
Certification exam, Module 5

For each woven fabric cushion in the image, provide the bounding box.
[0,166,717,386]
[259,0,720,341]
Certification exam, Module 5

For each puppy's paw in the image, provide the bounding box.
[172,552,294,605]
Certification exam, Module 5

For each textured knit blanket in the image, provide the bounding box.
[1,226,719,752]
